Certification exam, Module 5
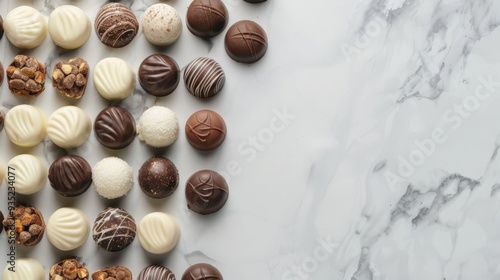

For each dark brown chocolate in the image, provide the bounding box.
[139,54,180,97]
[185,170,229,215]
[6,55,46,97]
[0,15,3,40]
[185,110,226,151]
[139,157,179,199]
[184,57,225,98]
[94,106,136,149]
[138,265,176,280]
[92,207,136,252]
[50,259,89,280]
[225,20,268,63]
[0,211,3,234]
[48,155,92,197]
[2,205,45,246]
[181,263,223,280]
[92,266,132,280]
[0,109,4,132]
[244,0,267,2]
[187,0,228,38]
[95,3,139,48]
[52,57,89,99]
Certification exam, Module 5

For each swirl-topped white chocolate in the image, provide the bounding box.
[184,57,225,98]
[2,258,45,280]
[94,57,135,101]
[3,6,48,49]
[49,5,91,49]
[138,212,180,254]
[46,207,90,251]
[4,105,47,147]
[137,106,179,148]
[6,154,47,195]
[47,106,91,149]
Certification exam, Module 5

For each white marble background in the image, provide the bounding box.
[2,0,500,279]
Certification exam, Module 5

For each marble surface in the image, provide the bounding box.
[2,0,500,279]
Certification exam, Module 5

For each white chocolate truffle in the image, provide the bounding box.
[49,5,91,49]
[142,4,182,46]
[3,258,45,280]
[137,106,179,147]
[4,105,47,147]
[3,6,48,49]
[6,154,47,195]
[47,207,90,251]
[94,57,135,101]
[47,106,91,149]
[0,164,4,182]
[93,157,133,199]
[138,212,180,254]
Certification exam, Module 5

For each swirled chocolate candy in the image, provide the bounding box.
[225,20,268,63]
[49,155,92,197]
[139,157,179,199]
[92,266,132,280]
[139,54,180,97]
[184,57,225,98]
[138,265,176,280]
[95,3,139,48]
[181,263,223,280]
[0,211,3,234]
[93,207,136,252]
[50,259,89,280]
[94,106,136,149]
[185,170,229,215]
[6,55,46,97]
[2,205,45,246]
[0,109,4,132]
[186,0,228,38]
[0,15,3,40]
[185,110,226,151]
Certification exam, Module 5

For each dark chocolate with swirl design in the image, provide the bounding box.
[139,54,180,97]
[185,170,229,215]
[138,265,176,280]
[93,207,136,252]
[94,3,139,48]
[139,157,179,199]
[0,15,3,40]
[224,20,268,63]
[187,0,228,38]
[94,106,136,149]
[184,57,225,98]
[185,110,226,151]
[0,109,4,132]
[49,155,92,197]
[181,263,223,280]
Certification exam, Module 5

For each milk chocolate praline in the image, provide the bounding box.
[186,170,229,215]
[139,54,180,97]
[185,110,226,151]
[94,106,136,149]
[50,259,88,280]
[0,61,4,86]
[138,265,176,280]
[95,3,139,48]
[93,207,136,252]
[139,157,179,199]
[49,155,92,197]
[182,263,223,280]
[225,20,268,63]
[92,266,132,280]
[187,0,228,38]
[2,205,45,246]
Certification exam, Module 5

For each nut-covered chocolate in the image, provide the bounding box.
[184,57,225,98]
[139,54,180,97]
[49,155,92,197]
[50,259,89,280]
[181,263,223,280]
[186,0,228,38]
[138,265,176,280]
[95,3,139,48]
[185,110,226,151]
[6,55,46,97]
[2,205,45,246]
[92,266,132,280]
[93,207,136,252]
[185,170,229,215]
[139,157,179,199]
[225,20,268,63]
[94,106,136,149]
[52,57,89,99]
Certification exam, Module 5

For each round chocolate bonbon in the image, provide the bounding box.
[138,265,176,280]
[185,170,229,215]
[2,205,45,246]
[93,207,136,252]
[185,110,226,151]
[95,3,139,48]
[225,20,268,63]
[94,106,136,149]
[186,0,228,38]
[184,57,225,98]
[181,263,223,280]
[139,54,180,97]
[49,155,92,197]
[139,157,179,199]
[92,266,133,280]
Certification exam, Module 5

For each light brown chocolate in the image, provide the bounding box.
[52,57,89,99]
[6,55,46,97]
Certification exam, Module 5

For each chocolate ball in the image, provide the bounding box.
[185,110,226,151]
[0,61,4,87]
[184,57,225,98]
[225,20,268,63]
[186,0,228,38]
[93,207,136,252]
[95,3,139,48]
[138,265,176,280]
[139,157,179,199]
[0,109,4,132]
[0,211,3,234]
[139,54,180,97]
[48,155,92,197]
[186,170,229,215]
[0,15,4,40]
[182,263,223,280]
[94,106,136,149]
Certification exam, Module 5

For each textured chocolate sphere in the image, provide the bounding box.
[48,155,92,197]
[225,20,268,63]
[182,263,223,280]
[138,265,176,280]
[139,157,179,199]
[184,57,225,98]
[94,106,136,149]
[186,170,229,215]
[93,207,136,252]
[187,0,228,38]
[95,3,139,48]
[139,54,180,97]
[185,110,226,151]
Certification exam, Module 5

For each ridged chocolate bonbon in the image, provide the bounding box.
[139,54,180,97]
[185,110,226,151]
[94,106,136,149]
[186,0,228,38]
[49,155,92,197]
[92,207,136,252]
[225,20,268,63]
[138,265,176,280]
[184,57,225,98]
[181,263,223,280]
[185,170,229,215]
[95,3,139,48]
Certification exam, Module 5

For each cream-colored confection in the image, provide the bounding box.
[49,5,91,49]
[47,106,91,149]
[47,207,90,251]
[0,164,4,182]
[6,154,47,195]
[138,212,180,254]
[137,106,179,147]
[92,157,133,199]
[142,4,182,46]
[94,57,135,101]
[4,105,47,147]
[3,6,48,49]
[2,258,45,280]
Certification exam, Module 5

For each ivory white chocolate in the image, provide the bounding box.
[46,207,90,251]
[4,105,47,147]
[138,212,180,254]
[47,106,91,149]
[6,154,47,195]
[49,5,91,49]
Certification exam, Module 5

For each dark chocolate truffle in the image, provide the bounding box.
[139,54,180,97]
[139,157,179,199]
[244,0,267,2]
[93,207,136,252]
[2,205,45,246]
[0,15,3,40]
[94,106,136,149]
[184,57,225,98]
[95,3,139,48]
[225,20,268,63]
[138,265,176,280]
[186,0,228,38]
[92,266,133,280]
[0,211,3,234]
[185,110,226,151]
[49,155,92,197]
[182,263,223,280]
[0,109,4,132]
[186,170,229,215]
